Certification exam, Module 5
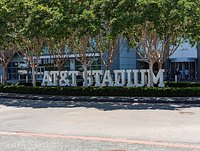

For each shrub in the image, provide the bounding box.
[165,82,200,87]
[0,84,200,97]
[15,82,41,86]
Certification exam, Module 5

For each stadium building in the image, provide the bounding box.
[0,40,199,84]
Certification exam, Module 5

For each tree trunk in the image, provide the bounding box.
[106,64,110,70]
[3,66,7,84]
[158,62,163,70]
[32,65,36,87]
[83,64,88,87]
[149,63,154,87]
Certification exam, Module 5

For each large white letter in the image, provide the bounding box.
[50,71,59,86]
[126,70,134,87]
[153,69,165,87]
[86,71,93,86]
[69,71,79,86]
[102,70,113,86]
[59,71,70,86]
[92,70,103,86]
[147,69,165,87]
[133,70,146,87]
[41,71,52,86]
[114,70,126,86]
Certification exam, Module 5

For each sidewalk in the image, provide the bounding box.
[0,92,200,104]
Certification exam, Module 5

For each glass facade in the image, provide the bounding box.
[170,62,197,81]
[4,56,102,83]
[1,41,199,84]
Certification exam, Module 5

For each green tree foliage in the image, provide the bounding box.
[67,0,101,87]
[43,1,72,85]
[0,0,199,87]
[122,0,200,86]
[94,0,123,70]
[0,0,25,83]
[17,0,52,86]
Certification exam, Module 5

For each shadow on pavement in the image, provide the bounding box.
[0,97,200,111]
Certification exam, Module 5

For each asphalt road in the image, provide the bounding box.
[0,97,200,151]
[1,134,198,151]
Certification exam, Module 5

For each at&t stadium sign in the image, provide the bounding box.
[41,69,165,87]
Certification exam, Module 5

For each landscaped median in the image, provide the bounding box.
[0,83,200,97]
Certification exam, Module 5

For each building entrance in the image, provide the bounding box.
[170,62,196,81]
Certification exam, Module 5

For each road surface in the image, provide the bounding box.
[0,97,200,150]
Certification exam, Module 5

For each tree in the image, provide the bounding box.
[19,38,45,86]
[67,0,101,87]
[44,0,73,85]
[69,31,100,87]
[94,0,123,70]
[17,0,52,86]
[123,0,200,86]
[47,38,70,86]
[0,0,23,84]
[99,34,119,70]
[0,47,16,84]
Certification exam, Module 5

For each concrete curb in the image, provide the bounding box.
[0,92,200,104]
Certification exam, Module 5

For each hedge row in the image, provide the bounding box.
[15,81,200,88]
[165,82,200,87]
[0,85,200,97]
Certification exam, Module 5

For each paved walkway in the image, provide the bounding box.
[1,92,200,104]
